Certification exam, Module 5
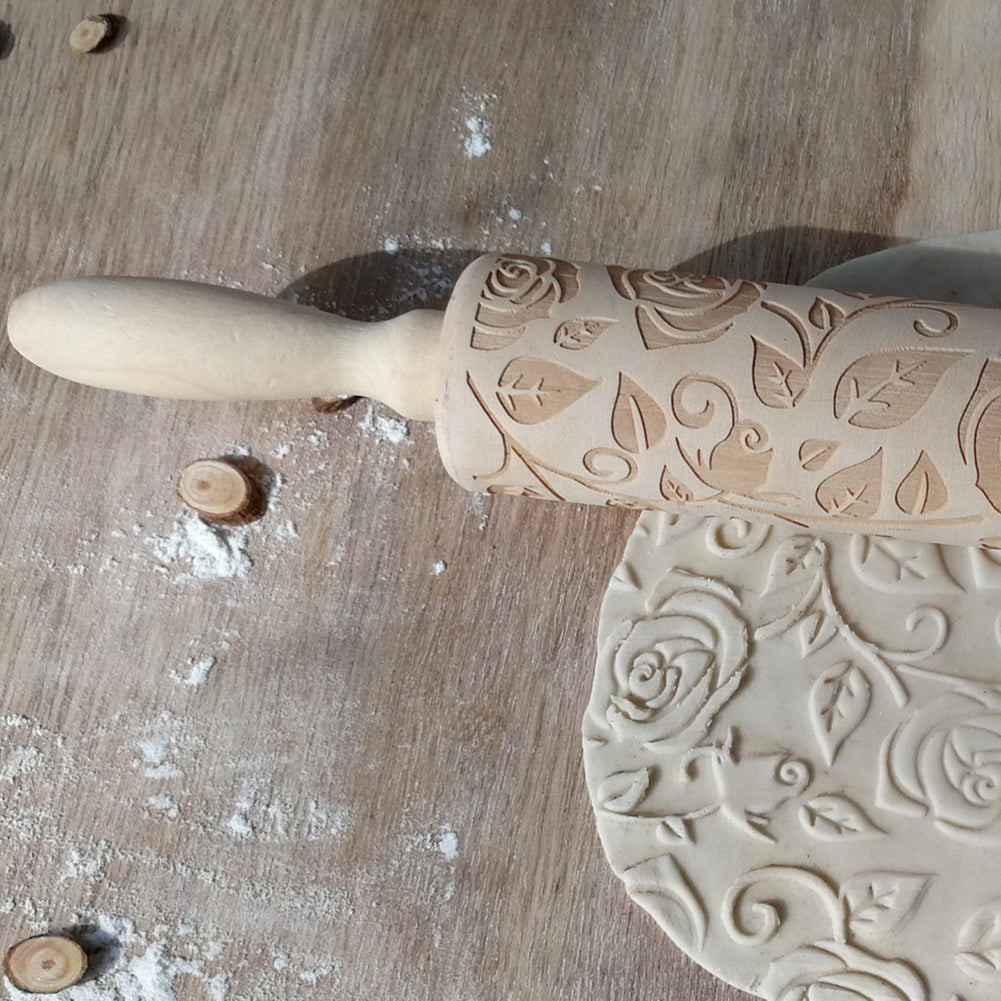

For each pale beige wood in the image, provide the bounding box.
[0,2,993,1000]
[8,278,442,420]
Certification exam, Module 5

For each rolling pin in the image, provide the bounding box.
[9,253,1001,548]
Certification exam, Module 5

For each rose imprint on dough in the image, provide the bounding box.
[584,511,1001,1001]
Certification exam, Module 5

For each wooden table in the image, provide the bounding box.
[1,3,997,998]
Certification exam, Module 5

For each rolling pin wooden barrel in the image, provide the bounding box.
[10,253,1001,547]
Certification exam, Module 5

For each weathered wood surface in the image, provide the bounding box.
[0,2,995,998]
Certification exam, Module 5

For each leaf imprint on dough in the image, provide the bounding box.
[799,439,840,472]
[623,854,707,952]
[554,317,615,350]
[598,768,651,813]
[957,899,1001,984]
[809,662,871,767]
[751,337,810,409]
[611,374,668,453]
[840,871,932,940]
[798,611,838,656]
[816,449,883,519]
[894,450,948,515]
[833,349,964,430]
[610,561,640,592]
[799,794,884,840]
[496,357,600,425]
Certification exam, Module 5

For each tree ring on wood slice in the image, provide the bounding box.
[584,510,1001,1001]
[3,934,87,993]
[176,458,265,525]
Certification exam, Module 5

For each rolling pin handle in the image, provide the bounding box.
[6,278,443,421]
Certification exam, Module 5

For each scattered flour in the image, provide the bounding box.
[146,517,252,581]
[382,236,400,253]
[273,520,299,541]
[460,92,496,158]
[409,825,460,862]
[135,714,191,780]
[507,207,522,221]
[431,560,447,577]
[172,655,216,688]
[437,828,459,862]
[60,844,106,882]
[137,737,182,780]
[539,240,553,255]
[467,492,490,531]
[359,404,409,445]
[147,794,180,820]
[463,116,492,158]
[224,781,351,842]
[0,746,41,782]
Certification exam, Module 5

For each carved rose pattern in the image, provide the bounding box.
[608,267,763,348]
[457,260,993,541]
[471,255,580,350]
[582,512,1001,1001]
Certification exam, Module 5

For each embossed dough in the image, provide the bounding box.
[584,512,1001,1001]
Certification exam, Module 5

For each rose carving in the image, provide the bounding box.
[600,581,748,745]
[607,267,761,348]
[759,941,926,1001]
[472,255,580,349]
[880,687,1001,840]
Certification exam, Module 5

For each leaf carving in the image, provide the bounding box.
[799,439,840,472]
[958,900,1001,983]
[598,768,650,813]
[833,349,964,429]
[816,449,883,519]
[611,374,668,453]
[894,450,948,514]
[840,871,932,940]
[659,467,694,504]
[496,357,599,425]
[554,317,615,350]
[808,297,847,330]
[751,337,810,409]
[799,795,883,840]
[959,359,1001,514]
[623,854,707,952]
[809,661,871,766]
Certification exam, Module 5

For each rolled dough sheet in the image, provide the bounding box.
[583,232,1001,1001]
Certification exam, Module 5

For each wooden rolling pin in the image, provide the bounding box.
[10,253,1001,547]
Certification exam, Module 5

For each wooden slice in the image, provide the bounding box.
[68,16,116,54]
[3,934,87,993]
[176,458,264,525]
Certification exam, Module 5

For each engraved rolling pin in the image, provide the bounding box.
[9,254,1001,547]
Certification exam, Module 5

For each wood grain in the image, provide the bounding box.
[0,2,993,998]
